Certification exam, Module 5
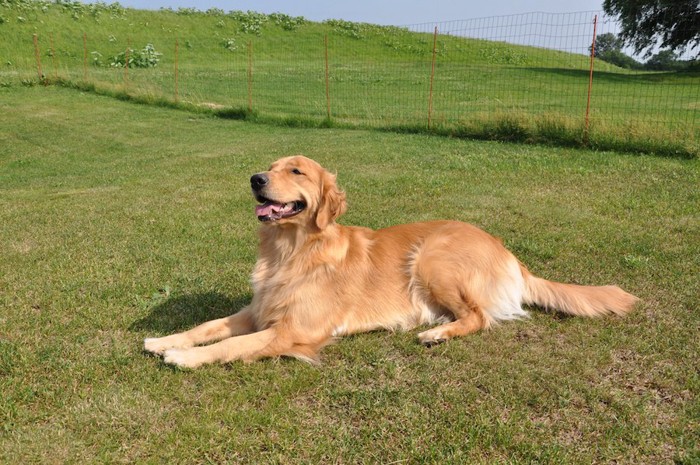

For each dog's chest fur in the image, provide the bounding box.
[247,223,449,336]
[248,225,363,331]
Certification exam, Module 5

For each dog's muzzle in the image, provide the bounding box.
[250,173,269,192]
[250,173,306,222]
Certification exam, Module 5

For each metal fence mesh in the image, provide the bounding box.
[19,9,700,150]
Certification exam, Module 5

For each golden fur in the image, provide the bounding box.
[144,155,638,368]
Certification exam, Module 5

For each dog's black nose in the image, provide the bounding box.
[250,173,269,191]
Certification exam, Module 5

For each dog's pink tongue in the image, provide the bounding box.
[256,203,274,217]
[256,202,285,217]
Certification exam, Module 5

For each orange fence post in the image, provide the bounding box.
[124,38,130,88]
[585,14,598,143]
[428,26,438,129]
[49,33,58,80]
[33,34,44,82]
[174,38,179,102]
[247,40,253,113]
[83,33,87,82]
[324,34,331,120]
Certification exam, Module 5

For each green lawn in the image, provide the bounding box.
[1,86,698,463]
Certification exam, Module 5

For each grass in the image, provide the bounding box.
[1,85,699,463]
[1,2,698,157]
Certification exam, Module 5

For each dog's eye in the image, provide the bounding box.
[291,168,303,175]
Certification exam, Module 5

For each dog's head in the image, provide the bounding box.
[251,156,347,230]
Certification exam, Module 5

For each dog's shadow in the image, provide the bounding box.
[130,292,252,334]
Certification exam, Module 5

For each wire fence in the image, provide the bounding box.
[409,12,698,135]
[19,9,700,152]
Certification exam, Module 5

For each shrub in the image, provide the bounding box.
[269,12,306,31]
[597,50,641,69]
[229,10,268,35]
[324,19,365,39]
[175,7,199,16]
[222,38,237,51]
[55,0,85,20]
[90,51,103,66]
[108,43,162,68]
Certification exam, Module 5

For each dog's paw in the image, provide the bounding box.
[144,337,178,355]
[417,329,448,347]
[163,348,203,369]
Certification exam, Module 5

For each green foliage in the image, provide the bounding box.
[645,50,681,71]
[57,0,125,20]
[229,10,268,35]
[90,51,103,66]
[0,0,49,10]
[221,37,237,52]
[598,49,641,69]
[592,33,696,70]
[603,0,700,58]
[591,33,641,69]
[0,0,125,21]
[593,32,624,57]
[206,7,225,16]
[108,43,162,68]
[269,12,306,31]
[175,7,198,16]
[324,19,366,39]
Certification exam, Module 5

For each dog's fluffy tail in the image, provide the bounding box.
[520,265,638,317]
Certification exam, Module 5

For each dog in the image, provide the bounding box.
[144,155,638,368]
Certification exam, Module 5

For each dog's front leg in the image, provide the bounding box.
[162,327,280,368]
[144,307,255,355]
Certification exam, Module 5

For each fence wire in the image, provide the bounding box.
[402,12,698,133]
[15,9,700,150]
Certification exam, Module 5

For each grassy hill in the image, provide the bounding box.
[1,2,615,68]
[1,0,698,156]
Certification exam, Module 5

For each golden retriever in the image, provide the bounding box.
[144,155,638,368]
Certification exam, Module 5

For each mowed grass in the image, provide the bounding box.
[1,86,699,464]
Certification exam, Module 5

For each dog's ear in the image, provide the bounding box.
[315,171,347,230]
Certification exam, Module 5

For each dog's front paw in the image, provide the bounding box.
[163,348,204,369]
[144,336,185,355]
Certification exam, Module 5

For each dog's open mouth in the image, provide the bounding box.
[255,196,306,222]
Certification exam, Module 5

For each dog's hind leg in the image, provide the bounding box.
[417,291,486,346]
[413,252,488,345]
[144,307,256,355]
[411,224,524,346]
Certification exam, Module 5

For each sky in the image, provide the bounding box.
[106,0,607,26]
